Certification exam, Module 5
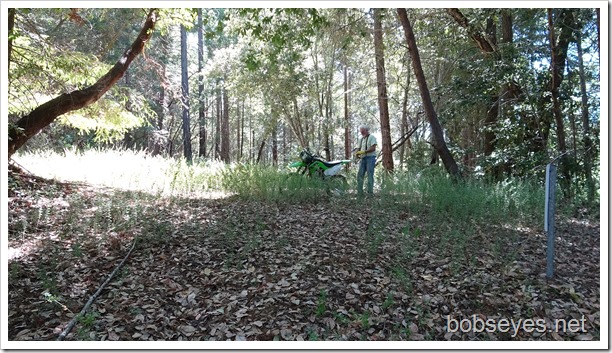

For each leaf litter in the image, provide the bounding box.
[7,169,600,341]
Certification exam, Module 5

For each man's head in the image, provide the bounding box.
[359,125,369,137]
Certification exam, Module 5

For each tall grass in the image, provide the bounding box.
[12,148,225,197]
[12,148,545,224]
[378,169,544,225]
[221,163,333,202]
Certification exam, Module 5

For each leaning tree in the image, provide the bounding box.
[8,9,159,158]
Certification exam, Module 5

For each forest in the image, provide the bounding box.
[5,6,602,346]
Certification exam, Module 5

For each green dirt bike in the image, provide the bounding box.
[287,149,352,195]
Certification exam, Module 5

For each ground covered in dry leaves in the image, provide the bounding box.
[7,169,600,341]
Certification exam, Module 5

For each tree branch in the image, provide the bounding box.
[8,9,158,158]
[446,8,499,57]
[57,236,138,341]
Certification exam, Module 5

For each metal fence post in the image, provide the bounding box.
[545,163,557,279]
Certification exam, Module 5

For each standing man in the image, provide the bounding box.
[355,125,377,196]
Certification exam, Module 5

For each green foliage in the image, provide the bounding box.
[378,169,544,226]
[382,292,395,310]
[78,311,100,328]
[157,8,198,34]
[8,8,159,147]
[315,289,328,317]
[15,148,549,229]
[221,164,332,202]
[391,266,413,294]
[59,91,154,143]
[9,36,112,114]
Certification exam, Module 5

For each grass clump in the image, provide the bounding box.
[378,169,544,227]
[221,163,337,202]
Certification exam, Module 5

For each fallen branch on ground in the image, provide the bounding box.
[57,236,138,341]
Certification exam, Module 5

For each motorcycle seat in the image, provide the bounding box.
[319,159,346,168]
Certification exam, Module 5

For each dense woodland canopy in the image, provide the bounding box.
[7,7,600,202]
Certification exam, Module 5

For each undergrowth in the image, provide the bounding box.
[12,147,548,226]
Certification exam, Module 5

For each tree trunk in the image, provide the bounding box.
[576,27,595,203]
[8,8,15,72]
[249,112,253,163]
[483,94,499,157]
[447,8,500,158]
[595,8,600,53]
[180,24,193,163]
[256,139,266,164]
[272,123,278,166]
[548,8,574,197]
[398,8,460,177]
[483,16,501,159]
[501,9,513,43]
[446,8,498,58]
[240,101,245,161]
[343,65,351,161]
[220,87,230,163]
[197,9,207,158]
[235,101,240,161]
[8,9,158,158]
[373,8,394,172]
[214,88,221,159]
[399,61,411,170]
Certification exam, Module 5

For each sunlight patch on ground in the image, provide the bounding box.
[12,149,228,198]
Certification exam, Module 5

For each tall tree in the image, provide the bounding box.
[272,123,278,166]
[8,8,15,72]
[220,86,230,163]
[214,86,221,159]
[373,8,394,171]
[547,8,576,196]
[197,9,207,158]
[446,8,500,157]
[8,9,158,158]
[343,64,351,161]
[576,26,595,203]
[397,8,460,177]
[180,24,193,163]
[398,54,412,170]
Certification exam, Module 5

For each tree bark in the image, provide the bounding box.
[180,24,193,163]
[373,8,394,172]
[399,60,411,170]
[595,8,600,53]
[8,8,15,72]
[446,8,499,58]
[198,9,207,158]
[343,65,351,161]
[256,139,266,164]
[214,87,221,159]
[272,123,278,166]
[8,9,158,158]
[576,29,595,203]
[398,8,460,177]
[501,9,513,43]
[220,87,230,163]
[548,8,575,197]
[199,99,207,158]
[236,101,241,161]
[240,101,245,160]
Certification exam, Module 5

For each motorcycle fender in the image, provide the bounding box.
[289,161,306,168]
